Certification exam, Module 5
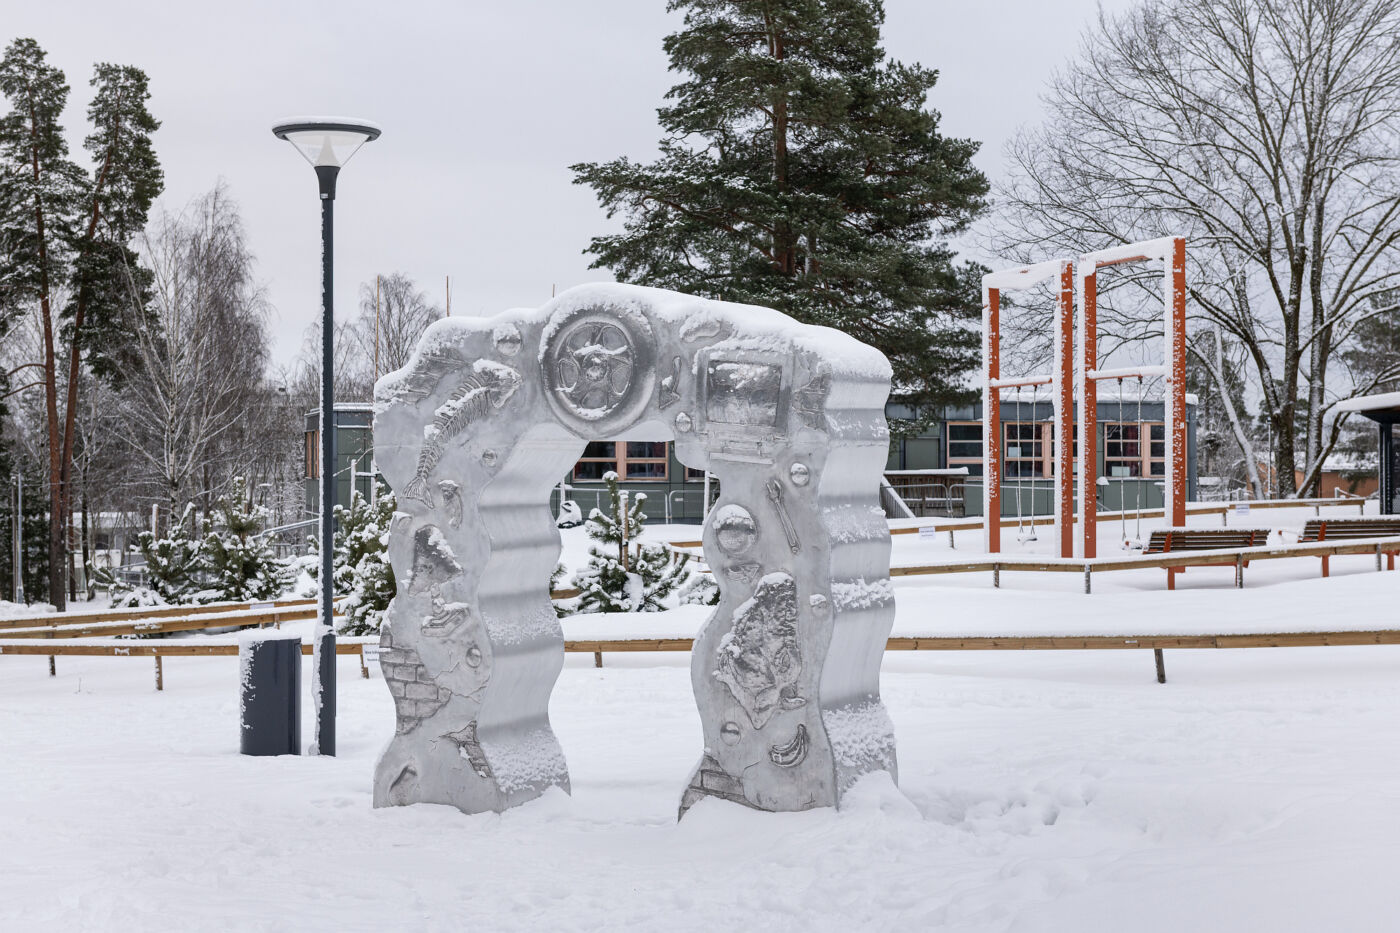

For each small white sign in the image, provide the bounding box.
[362,645,382,677]
[919,525,939,541]
[1234,502,1250,516]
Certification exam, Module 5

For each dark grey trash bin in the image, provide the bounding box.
[239,631,301,756]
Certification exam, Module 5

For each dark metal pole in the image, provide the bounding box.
[315,163,340,756]
[1380,422,1395,516]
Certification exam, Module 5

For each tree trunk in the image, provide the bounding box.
[67,506,77,603]
[81,493,92,600]
[25,96,66,611]
[1203,323,1263,497]
[765,13,794,276]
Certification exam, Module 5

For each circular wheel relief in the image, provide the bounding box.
[541,305,656,435]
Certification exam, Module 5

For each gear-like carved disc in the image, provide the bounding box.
[541,306,655,435]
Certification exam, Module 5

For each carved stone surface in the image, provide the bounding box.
[373,283,897,817]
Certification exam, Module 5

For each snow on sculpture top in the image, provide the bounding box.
[371,283,899,817]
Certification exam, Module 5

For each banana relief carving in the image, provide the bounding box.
[769,723,809,768]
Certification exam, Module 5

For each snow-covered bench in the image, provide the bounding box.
[1143,527,1272,589]
[1298,517,1400,576]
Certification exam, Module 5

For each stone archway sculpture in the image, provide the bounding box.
[371,284,898,816]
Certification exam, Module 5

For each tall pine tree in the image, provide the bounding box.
[572,0,988,417]
[0,39,162,610]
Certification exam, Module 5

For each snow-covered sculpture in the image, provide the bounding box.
[371,283,897,816]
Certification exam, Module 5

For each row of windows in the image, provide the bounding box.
[573,441,709,483]
[308,424,1170,484]
[946,421,1166,478]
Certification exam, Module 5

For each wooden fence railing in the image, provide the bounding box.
[664,496,1369,550]
[0,597,317,631]
[8,627,1398,688]
[888,535,1400,592]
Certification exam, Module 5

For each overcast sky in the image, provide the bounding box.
[8,0,1133,372]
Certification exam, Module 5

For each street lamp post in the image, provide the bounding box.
[273,117,380,756]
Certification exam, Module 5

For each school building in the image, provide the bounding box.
[306,398,1199,525]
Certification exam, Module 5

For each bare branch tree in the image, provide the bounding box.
[355,272,440,382]
[116,184,269,525]
[992,0,1400,496]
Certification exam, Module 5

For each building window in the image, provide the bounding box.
[1104,422,1142,477]
[622,441,668,480]
[947,422,983,476]
[686,466,709,482]
[1149,423,1166,476]
[572,441,670,482]
[573,442,618,481]
[1105,422,1166,477]
[1003,422,1048,478]
[305,431,319,479]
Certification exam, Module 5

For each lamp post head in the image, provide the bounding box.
[272,117,381,198]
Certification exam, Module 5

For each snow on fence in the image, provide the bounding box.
[662,496,1370,551]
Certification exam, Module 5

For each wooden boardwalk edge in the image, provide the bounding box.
[5,630,1399,658]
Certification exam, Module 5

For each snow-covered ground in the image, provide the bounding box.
[2,502,1397,931]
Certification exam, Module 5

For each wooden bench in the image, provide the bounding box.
[1144,527,1272,589]
[1298,517,1400,576]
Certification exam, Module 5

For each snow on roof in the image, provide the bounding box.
[305,402,375,416]
[885,468,970,477]
[1335,391,1400,414]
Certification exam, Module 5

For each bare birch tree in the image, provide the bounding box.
[118,185,269,526]
[992,0,1400,496]
[354,272,439,381]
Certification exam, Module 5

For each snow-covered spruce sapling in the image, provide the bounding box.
[199,477,288,603]
[571,471,689,613]
[550,561,572,617]
[125,503,202,603]
[679,574,719,606]
[334,484,397,636]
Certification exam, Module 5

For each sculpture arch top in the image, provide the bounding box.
[371,283,899,817]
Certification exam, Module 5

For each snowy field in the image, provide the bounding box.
[2,503,1398,931]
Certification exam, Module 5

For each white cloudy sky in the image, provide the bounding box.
[7,0,1133,371]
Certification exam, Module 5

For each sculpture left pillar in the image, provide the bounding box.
[372,318,577,813]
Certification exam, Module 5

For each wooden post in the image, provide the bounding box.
[593,650,603,668]
[619,490,629,572]
[360,647,369,679]
[1154,648,1166,684]
[1235,554,1244,588]
[155,655,163,692]
[992,564,1000,588]
[1084,566,1092,594]
[1056,260,1075,558]
[985,286,1002,554]
[48,655,55,677]
[1168,238,1188,531]
[1080,268,1099,559]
